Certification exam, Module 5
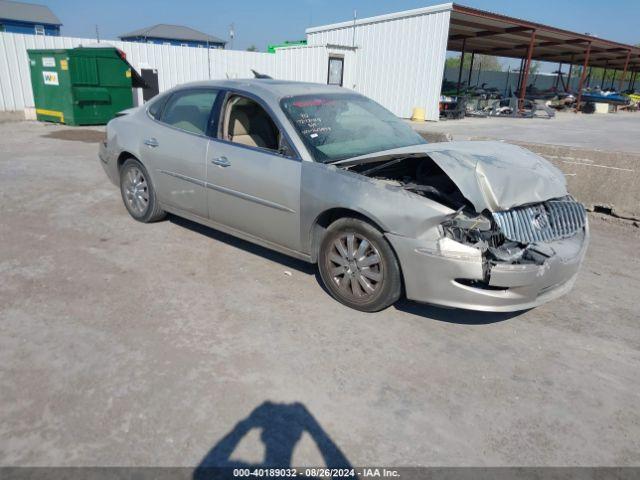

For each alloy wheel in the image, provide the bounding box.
[328,232,384,300]
[123,166,149,216]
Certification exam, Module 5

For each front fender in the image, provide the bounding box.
[300,161,452,254]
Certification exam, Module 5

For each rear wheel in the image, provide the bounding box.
[318,218,401,312]
[119,158,165,223]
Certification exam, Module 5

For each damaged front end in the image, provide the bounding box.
[341,145,589,311]
[440,196,587,292]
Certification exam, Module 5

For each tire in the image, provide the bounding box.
[318,218,402,312]
[119,158,165,223]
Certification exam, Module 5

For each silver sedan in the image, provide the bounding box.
[99,79,588,312]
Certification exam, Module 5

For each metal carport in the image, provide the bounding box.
[447,4,640,110]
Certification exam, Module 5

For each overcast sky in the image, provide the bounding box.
[42,0,640,71]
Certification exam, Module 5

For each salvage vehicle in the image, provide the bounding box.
[99,80,588,312]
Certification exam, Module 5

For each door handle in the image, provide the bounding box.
[211,156,231,167]
[144,137,159,147]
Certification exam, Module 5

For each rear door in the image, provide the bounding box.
[205,92,302,251]
[142,88,219,218]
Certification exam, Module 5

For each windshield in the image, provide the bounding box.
[280,93,426,163]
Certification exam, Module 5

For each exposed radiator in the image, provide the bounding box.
[492,197,586,244]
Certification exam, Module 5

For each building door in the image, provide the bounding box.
[141,68,159,102]
[327,56,344,86]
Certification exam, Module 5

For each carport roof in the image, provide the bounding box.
[449,3,640,72]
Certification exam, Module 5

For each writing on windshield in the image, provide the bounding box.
[281,94,426,162]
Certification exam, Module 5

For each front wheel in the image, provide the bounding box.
[318,218,402,312]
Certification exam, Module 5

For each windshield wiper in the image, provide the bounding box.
[329,151,425,167]
[358,157,409,176]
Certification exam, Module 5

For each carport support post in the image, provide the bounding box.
[518,29,537,113]
[467,51,475,87]
[554,62,562,89]
[575,42,592,112]
[516,58,525,96]
[504,67,511,96]
[610,71,617,90]
[475,58,483,87]
[456,38,466,96]
[567,54,575,92]
[619,50,631,91]
[601,61,608,88]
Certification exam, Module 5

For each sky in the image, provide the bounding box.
[42,0,640,67]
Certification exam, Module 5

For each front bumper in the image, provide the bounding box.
[386,225,589,312]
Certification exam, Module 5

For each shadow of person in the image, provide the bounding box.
[194,401,353,480]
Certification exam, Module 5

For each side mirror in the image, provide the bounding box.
[278,135,293,158]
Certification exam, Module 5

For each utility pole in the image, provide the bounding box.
[95,24,100,43]
[351,10,357,48]
[207,40,211,79]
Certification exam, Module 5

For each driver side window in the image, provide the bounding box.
[222,95,293,157]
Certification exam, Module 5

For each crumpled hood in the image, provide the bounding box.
[344,141,568,212]
[420,141,567,211]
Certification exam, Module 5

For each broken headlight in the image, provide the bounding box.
[441,209,504,249]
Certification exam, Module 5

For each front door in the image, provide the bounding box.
[205,94,301,251]
[143,88,219,218]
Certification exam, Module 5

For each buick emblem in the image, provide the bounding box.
[532,210,549,230]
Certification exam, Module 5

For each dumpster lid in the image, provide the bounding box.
[76,43,148,89]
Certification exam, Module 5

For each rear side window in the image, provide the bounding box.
[148,94,169,119]
[160,89,218,135]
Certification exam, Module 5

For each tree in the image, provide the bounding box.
[529,61,541,75]
[246,45,258,52]
[445,54,502,72]
[587,67,619,88]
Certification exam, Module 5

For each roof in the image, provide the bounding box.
[0,0,61,25]
[166,79,351,101]
[449,4,640,72]
[119,24,226,45]
[306,3,453,34]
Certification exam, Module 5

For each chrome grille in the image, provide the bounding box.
[492,197,586,244]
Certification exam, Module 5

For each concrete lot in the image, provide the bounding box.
[412,110,640,153]
[1,121,639,467]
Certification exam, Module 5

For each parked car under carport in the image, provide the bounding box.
[99,79,588,312]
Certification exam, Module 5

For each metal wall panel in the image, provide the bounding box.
[0,33,338,112]
[306,6,452,120]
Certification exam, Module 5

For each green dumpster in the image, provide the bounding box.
[27,46,146,126]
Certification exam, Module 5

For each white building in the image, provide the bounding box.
[306,4,452,121]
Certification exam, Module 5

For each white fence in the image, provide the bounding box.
[1,30,443,120]
[0,32,337,112]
